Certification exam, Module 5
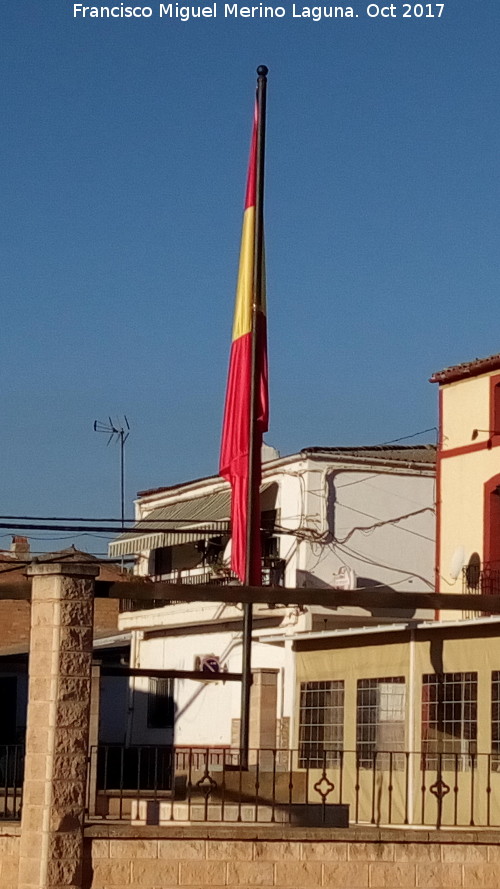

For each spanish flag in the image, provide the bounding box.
[220,89,269,585]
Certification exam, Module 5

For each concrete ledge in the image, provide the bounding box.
[27,561,101,578]
[83,822,500,843]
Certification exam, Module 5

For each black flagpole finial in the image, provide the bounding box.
[257,65,269,77]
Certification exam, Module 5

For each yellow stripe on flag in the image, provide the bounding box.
[232,206,254,341]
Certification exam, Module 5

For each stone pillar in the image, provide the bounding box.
[18,562,99,889]
[249,668,278,767]
[249,668,279,749]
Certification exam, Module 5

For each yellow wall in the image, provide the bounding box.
[297,639,409,751]
[438,370,500,596]
[295,627,500,827]
[441,374,492,452]
[295,622,500,753]
[295,628,500,754]
[438,448,500,593]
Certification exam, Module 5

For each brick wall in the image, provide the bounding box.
[82,826,500,889]
[0,601,30,648]
[0,598,119,649]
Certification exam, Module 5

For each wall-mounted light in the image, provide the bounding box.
[471,428,500,441]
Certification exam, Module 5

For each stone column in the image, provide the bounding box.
[18,562,99,889]
[249,668,278,767]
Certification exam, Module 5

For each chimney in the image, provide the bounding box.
[10,536,30,559]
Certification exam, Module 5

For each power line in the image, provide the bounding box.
[0,532,112,541]
[379,427,438,445]
[0,514,138,524]
[0,522,228,534]
[334,540,435,590]
[0,514,225,525]
[334,503,435,543]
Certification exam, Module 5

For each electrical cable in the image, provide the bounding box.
[0,521,228,534]
[334,540,434,589]
[0,514,226,525]
[333,503,435,543]
[379,428,438,445]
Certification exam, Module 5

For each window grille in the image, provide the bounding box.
[356,677,406,769]
[421,672,477,770]
[298,680,344,768]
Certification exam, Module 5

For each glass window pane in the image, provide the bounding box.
[299,680,344,768]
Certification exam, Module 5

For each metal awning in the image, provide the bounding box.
[108,482,277,559]
[108,489,232,558]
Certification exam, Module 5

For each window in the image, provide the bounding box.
[299,680,344,768]
[484,477,500,585]
[421,672,477,770]
[152,547,172,577]
[147,678,175,730]
[261,508,277,535]
[0,677,18,744]
[261,508,279,559]
[490,376,500,440]
[492,672,500,768]
[356,677,406,769]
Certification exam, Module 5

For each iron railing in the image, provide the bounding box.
[0,745,24,820]
[462,562,500,597]
[120,558,286,612]
[6,741,500,828]
[86,745,500,828]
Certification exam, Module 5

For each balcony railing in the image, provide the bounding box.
[0,745,24,820]
[86,745,500,829]
[462,562,500,597]
[120,558,286,613]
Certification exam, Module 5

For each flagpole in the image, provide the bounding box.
[240,64,268,766]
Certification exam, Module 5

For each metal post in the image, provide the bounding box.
[240,65,268,766]
[93,416,130,568]
[120,427,126,533]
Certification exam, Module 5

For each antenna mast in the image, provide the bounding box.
[93,416,130,532]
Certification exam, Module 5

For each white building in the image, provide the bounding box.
[109,445,436,749]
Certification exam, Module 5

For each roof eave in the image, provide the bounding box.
[430,353,500,385]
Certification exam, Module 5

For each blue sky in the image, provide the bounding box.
[1,1,499,553]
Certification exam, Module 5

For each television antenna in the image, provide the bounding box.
[93,416,130,531]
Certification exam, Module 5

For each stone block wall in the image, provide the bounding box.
[5,824,500,888]
[80,826,500,889]
[0,827,20,888]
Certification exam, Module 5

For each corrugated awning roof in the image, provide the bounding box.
[108,489,232,558]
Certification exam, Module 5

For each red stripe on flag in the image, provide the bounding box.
[220,317,268,583]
